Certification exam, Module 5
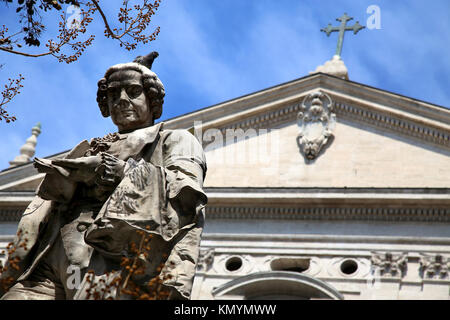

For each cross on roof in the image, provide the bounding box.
[321,13,365,57]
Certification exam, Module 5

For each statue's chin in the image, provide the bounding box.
[116,121,153,133]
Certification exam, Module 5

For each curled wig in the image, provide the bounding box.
[96,63,165,122]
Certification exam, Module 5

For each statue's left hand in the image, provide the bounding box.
[94,152,126,186]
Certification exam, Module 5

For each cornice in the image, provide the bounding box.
[0,191,35,206]
[205,206,450,223]
[202,233,450,246]
[206,188,450,207]
[333,99,450,149]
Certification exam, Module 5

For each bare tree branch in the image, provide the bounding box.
[0,0,162,123]
[0,75,24,123]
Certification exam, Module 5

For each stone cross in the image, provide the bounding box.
[321,13,365,57]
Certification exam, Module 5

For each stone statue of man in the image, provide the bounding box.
[0,52,207,300]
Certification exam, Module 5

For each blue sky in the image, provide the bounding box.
[1,0,449,170]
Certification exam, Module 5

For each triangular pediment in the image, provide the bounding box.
[1,73,449,192]
[161,73,450,189]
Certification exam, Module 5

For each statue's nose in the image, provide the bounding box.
[119,88,129,102]
[117,89,131,109]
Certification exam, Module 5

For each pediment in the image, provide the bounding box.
[1,73,449,192]
[162,73,450,189]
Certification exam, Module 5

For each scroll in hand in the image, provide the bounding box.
[34,156,102,184]
[34,157,71,177]
[34,153,125,187]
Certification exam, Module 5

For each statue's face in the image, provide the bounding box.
[107,69,152,132]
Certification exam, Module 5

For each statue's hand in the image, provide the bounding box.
[94,152,126,186]
[52,156,102,183]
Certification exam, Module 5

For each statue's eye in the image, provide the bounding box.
[108,88,120,100]
[126,85,143,99]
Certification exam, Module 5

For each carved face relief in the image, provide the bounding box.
[107,69,152,132]
[297,91,336,160]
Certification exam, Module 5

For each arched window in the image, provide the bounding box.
[212,271,344,300]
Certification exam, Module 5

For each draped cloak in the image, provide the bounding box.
[0,122,207,299]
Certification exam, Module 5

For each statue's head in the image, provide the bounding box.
[96,53,165,133]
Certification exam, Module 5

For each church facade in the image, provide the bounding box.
[1,67,449,299]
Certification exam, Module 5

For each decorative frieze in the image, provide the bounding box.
[1,205,449,223]
[333,101,449,148]
[370,252,408,277]
[205,206,450,223]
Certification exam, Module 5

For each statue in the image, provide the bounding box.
[0,52,207,300]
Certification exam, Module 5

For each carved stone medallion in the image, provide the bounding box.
[297,91,336,160]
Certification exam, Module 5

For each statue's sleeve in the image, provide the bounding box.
[158,130,207,299]
[84,129,207,299]
[162,129,207,216]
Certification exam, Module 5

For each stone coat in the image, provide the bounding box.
[0,122,207,299]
